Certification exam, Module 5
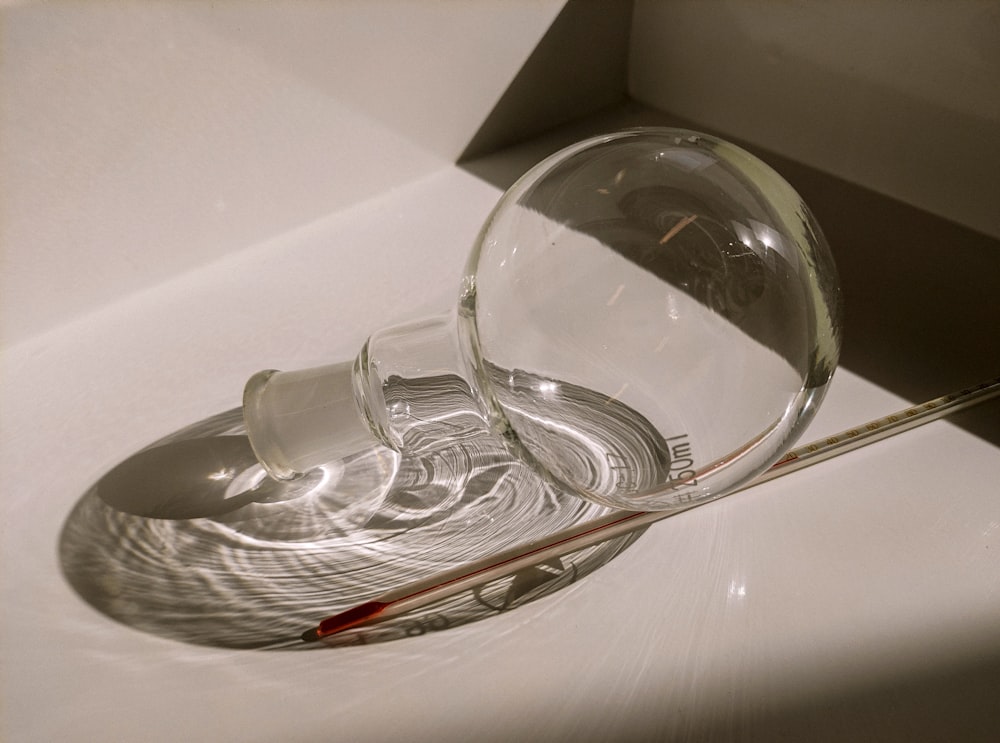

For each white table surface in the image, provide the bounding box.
[3,161,999,742]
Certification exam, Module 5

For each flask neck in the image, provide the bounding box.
[243,360,379,480]
[243,313,480,480]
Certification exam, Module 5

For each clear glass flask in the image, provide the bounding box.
[243,128,842,512]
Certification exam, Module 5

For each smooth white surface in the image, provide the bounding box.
[629,0,1000,240]
[0,0,564,345]
[3,164,999,741]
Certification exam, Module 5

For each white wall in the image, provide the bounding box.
[1,0,565,345]
[629,0,1000,240]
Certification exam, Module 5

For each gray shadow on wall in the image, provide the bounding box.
[457,0,633,162]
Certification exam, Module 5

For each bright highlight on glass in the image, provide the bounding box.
[243,128,843,512]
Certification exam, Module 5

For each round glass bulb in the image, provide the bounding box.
[459,128,842,509]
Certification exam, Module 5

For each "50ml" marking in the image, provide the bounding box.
[665,433,698,490]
